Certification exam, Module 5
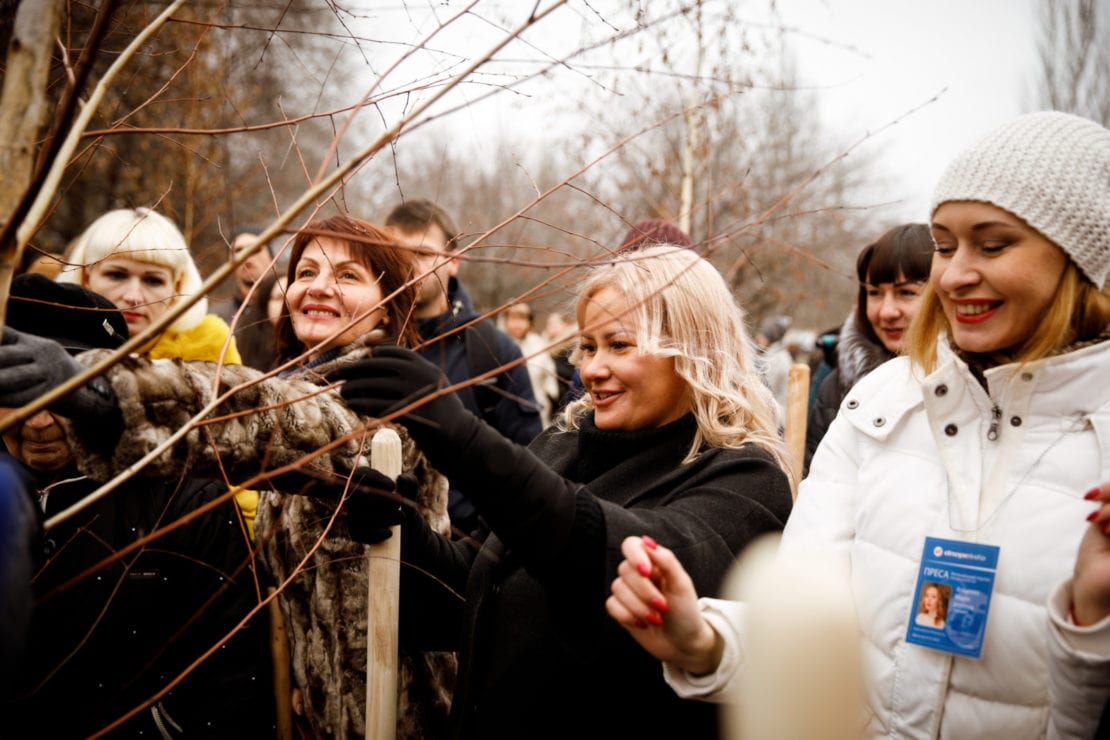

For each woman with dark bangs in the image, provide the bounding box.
[804,223,933,473]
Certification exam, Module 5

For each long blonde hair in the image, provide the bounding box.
[560,245,790,477]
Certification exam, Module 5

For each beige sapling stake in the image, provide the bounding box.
[784,362,810,498]
[365,427,402,739]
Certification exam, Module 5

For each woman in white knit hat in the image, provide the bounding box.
[58,207,242,364]
[606,111,1110,739]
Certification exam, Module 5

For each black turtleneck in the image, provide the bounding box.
[565,412,698,483]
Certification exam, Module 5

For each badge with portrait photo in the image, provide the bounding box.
[906,537,1000,659]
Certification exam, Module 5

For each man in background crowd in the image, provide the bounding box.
[385,199,541,535]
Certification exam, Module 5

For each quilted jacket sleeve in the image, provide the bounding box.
[1046,579,1110,739]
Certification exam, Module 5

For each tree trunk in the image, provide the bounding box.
[0,0,64,325]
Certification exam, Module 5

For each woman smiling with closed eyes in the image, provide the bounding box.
[930,206,1068,358]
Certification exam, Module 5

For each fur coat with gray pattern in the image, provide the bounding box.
[64,342,454,739]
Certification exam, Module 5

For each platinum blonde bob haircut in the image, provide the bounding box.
[562,244,789,472]
[58,207,207,333]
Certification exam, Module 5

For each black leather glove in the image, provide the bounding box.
[331,345,483,470]
[281,464,419,544]
[344,469,420,545]
[333,345,579,562]
[0,328,116,420]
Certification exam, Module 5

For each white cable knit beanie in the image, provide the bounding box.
[930,111,1110,289]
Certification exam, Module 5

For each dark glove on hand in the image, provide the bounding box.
[344,469,420,545]
[333,346,580,561]
[0,328,116,420]
[331,345,482,471]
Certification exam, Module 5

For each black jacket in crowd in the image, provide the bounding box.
[6,463,274,739]
[804,308,893,476]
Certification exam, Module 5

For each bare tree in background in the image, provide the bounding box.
[2,0,891,328]
[572,0,880,329]
[24,2,347,288]
[1034,0,1110,125]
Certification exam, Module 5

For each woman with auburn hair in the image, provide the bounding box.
[333,244,793,737]
[0,214,455,737]
[256,214,456,738]
[914,583,948,629]
[606,111,1110,738]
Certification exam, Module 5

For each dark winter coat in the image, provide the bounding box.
[416,279,541,447]
[7,463,273,739]
[804,308,893,475]
[0,454,36,699]
[399,413,792,739]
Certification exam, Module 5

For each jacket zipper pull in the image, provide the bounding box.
[987,403,1001,441]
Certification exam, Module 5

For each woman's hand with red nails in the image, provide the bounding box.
[1073,482,1110,626]
[605,535,725,676]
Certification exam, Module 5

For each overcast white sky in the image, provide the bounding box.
[357,0,1042,224]
[774,0,1040,222]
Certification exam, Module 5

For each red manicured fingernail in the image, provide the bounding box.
[1089,509,1100,522]
[1085,488,1101,500]
[644,611,664,627]
[642,535,658,550]
[635,618,648,629]
[651,597,669,614]
[637,562,652,578]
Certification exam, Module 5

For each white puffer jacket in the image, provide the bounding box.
[668,339,1110,739]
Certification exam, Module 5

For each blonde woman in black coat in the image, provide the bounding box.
[335,245,793,738]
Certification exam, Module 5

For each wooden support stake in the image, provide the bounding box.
[365,428,402,739]
[267,587,293,740]
[784,363,810,499]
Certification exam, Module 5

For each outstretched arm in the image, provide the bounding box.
[29,345,369,485]
[0,328,118,423]
[335,346,579,565]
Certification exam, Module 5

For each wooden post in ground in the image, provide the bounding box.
[365,428,402,739]
[267,587,293,740]
[784,363,810,499]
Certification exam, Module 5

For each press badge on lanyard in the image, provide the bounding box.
[905,536,1000,658]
